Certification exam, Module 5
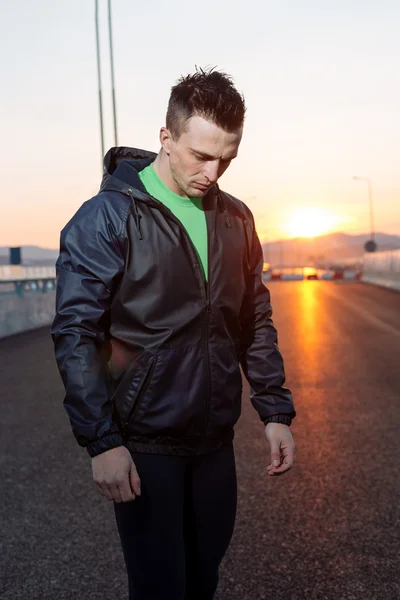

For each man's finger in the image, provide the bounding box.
[95,482,105,497]
[269,446,281,469]
[109,484,123,503]
[268,459,294,476]
[118,478,136,503]
[96,483,114,501]
[274,461,293,473]
[130,466,141,497]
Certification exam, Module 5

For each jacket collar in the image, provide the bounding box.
[98,146,230,226]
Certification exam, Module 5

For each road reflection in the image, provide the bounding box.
[292,282,333,431]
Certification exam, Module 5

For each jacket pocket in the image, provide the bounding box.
[121,355,158,430]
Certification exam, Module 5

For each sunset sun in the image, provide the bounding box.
[285,207,342,238]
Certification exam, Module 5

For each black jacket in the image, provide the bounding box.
[51,147,296,458]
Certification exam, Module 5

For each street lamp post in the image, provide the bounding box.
[352,176,375,242]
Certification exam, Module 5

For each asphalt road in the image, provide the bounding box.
[1,281,399,600]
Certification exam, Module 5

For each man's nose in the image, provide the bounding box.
[204,160,220,184]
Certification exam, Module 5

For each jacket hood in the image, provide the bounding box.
[99,146,158,197]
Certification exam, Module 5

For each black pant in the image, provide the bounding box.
[114,441,237,600]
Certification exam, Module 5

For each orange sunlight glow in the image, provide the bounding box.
[285,207,343,238]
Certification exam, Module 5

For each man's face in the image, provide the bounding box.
[161,115,243,198]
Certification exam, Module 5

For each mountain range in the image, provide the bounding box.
[262,232,400,267]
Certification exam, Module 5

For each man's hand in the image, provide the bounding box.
[92,445,141,503]
[265,422,295,476]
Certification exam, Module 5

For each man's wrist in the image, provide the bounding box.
[264,414,292,426]
[86,433,125,458]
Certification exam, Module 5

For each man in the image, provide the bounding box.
[51,67,296,600]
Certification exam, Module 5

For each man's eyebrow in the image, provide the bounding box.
[190,148,237,160]
[190,149,215,160]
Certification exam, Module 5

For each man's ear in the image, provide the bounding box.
[159,127,172,155]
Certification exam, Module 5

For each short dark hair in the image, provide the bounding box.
[166,66,246,139]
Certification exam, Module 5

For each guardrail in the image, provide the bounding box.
[0,266,56,297]
[361,249,400,291]
[0,266,57,338]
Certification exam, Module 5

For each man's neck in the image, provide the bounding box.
[152,150,188,198]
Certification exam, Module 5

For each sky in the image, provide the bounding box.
[1,0,399,248]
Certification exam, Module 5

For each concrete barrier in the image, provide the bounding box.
[361,249,400,292]
[281,273,304,281]
[263,270,361,282]
[0,265,56,280]
[0,291,56,338]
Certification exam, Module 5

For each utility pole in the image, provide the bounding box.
[108,0,118,146]
[95,0,105,167]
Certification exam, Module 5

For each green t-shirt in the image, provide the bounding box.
[138,164,208,281]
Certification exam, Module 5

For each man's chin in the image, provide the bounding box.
[185,188,205,198]
[189,184,210,198]
[191,190,206,198]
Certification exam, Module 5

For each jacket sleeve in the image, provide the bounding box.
[239,209,296,426]
[51,195,127,457]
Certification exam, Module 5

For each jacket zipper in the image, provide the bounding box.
[203,209,212,436]
[123,355,157,429]
[168,208,212,436]
[126,189,212,435]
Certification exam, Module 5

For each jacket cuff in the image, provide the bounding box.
[86,433,125,458]
[264,414,293,426]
